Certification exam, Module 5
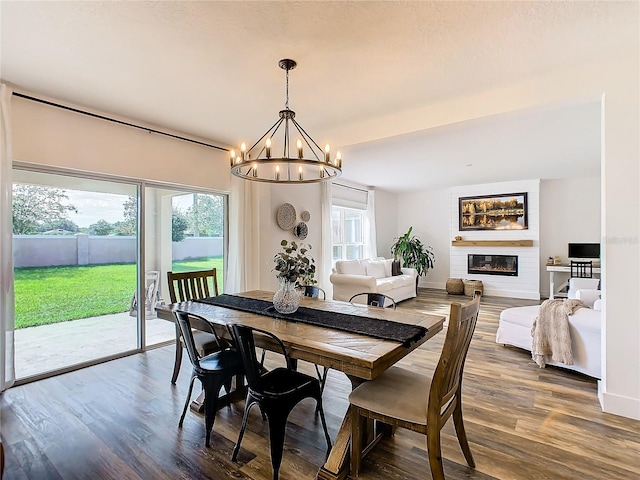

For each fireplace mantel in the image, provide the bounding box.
[451,240,533,247]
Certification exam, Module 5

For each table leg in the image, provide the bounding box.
[317,375,368,480]
[549,270,555,299]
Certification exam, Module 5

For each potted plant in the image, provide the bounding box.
[272,240,316,313]
[390,226,435,293]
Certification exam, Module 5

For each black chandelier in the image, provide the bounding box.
[230,59,342,184]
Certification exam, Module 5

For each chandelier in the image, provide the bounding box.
[229,59,342,184]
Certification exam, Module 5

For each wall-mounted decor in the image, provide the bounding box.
[301,210,310,222]
[459,192,528,231]
[294,222,308,240]
[276,203,296,230]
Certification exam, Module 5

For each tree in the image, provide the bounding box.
[12,185,78,234]
[172,209,189,242]
[90,219,114,236]
[39,218,80,233]
[186,194,224,237]
[114,196,137,236]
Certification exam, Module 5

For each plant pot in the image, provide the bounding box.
[273,279,300,314]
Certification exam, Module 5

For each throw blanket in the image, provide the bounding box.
[531,299,587,368]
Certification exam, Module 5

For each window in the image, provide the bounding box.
[332,206,365,263]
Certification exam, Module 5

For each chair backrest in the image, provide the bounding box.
[303,285,326,300]
[232,324,292,388]
[349,292,397,309]
[428,292,481,426]
[570,260,593,278]
[175,311,226,369]
[167,268,219,303]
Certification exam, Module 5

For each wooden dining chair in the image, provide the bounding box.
[349,292,482,480]
[349,292,397,309]
[167,268,222,384]
[175,311,244,447]
[231,324,332,480]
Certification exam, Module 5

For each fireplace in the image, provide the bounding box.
[468,254,518,276]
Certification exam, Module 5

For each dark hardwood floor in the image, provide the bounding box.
[1,289,639,479]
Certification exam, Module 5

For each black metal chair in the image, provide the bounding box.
[570,260,593,278]
[175,311,244,447]
[303,285,326,300]
[349,292,397,309]
[231,324,332,480]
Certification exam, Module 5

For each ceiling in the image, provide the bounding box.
[1,1,637,193]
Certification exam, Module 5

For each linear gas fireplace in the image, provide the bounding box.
[468,254,518,276]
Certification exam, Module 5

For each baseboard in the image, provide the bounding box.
[599,386,640,420]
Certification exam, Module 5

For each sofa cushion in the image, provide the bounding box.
[336,259,366,275]
[366,260,387,279]
[391,259,402,276]
[383,258,393,277]
[373,279,394,293]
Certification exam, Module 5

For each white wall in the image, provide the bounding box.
[374,188,398,258]
[397,188,451,289]
[539,176,601,296]
[12,95,230,191]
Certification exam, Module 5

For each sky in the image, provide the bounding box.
[64,190,193,228]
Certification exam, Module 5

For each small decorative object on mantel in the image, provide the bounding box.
[546,257,554,266]
[272,240,316,314]
[276,203,296,230]
[455,235,462,241]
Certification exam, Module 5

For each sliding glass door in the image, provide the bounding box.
[12,169,140,380]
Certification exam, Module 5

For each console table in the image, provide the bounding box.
[547,264,601,299]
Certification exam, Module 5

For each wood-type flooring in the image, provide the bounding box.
[1,289,639,479]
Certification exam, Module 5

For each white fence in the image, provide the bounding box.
[13,234,223,268]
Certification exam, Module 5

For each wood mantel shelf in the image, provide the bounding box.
[451,240,534,247]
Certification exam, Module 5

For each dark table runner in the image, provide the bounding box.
[195,294,428,347]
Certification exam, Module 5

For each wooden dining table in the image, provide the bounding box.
[156,289,445,480]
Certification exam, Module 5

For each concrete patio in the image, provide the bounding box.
[14,311,176,379]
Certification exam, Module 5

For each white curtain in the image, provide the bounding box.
[364,188,378,259]
[320,181,333,299]
[227,176,261,293]
[0,84,15,392]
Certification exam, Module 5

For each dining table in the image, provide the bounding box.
[156,289,445,480]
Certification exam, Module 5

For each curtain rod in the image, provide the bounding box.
[333,182,369,193]
[12,92,228,152]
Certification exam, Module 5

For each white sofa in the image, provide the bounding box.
[496,286,601,378]
[329,257,417,306]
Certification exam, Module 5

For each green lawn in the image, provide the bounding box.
[14,257,224,329]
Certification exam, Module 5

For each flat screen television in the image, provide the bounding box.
[568,243,600,259]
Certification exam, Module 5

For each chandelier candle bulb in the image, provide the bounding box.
[265,138,271,158]
[324,144,331,162]
[241,142,247,161]
[252,163,257,177]
[275,165,280,181]
[336,151,342,168]
[299,165,303,181]
[229,149,236,167]
[297,139,303,159]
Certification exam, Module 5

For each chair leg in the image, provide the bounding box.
[350,406,363,476]
[178,373,197,428]
[453,399,475,468]
[316,397,332,457]
[171,324,183,384]
[232,398,256,461]
[426,426,445,480]
[203,376,226,448]
[266,409,289,480]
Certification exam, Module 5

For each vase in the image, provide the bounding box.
[273,279,300,314]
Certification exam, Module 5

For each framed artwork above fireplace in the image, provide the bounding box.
[459,192,528,231]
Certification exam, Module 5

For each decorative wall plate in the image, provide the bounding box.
[276,203,296,230]
[301,210,310,222]
[294,222,308,240]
